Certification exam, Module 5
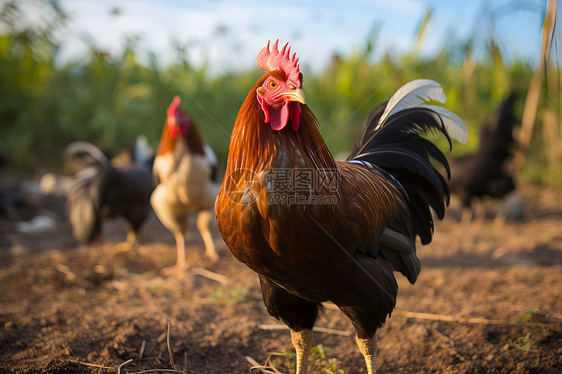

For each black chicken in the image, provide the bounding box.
[64,141,154,246]
[449,93,519,222]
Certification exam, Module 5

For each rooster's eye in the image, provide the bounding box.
[269,81,278,89]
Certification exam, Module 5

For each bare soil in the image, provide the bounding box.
[0,181,561,373]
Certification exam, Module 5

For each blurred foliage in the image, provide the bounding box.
[1,1,560,184]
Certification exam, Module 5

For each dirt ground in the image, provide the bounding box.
[0,180,561,374]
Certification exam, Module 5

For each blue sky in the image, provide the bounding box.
[48,0,552,73]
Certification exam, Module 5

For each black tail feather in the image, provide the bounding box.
[63,142,110,243]
[66,167,106,243]
[348,106,452,244]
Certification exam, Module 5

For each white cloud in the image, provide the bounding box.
[51,0,543,73]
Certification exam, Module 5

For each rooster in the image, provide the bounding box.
[449,92,518,223]
[64,140,153,247]
[215,40,467,373]
[151,96,220,274]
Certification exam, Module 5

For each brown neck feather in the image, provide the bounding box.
[226,71,336,181]
[156,120,206,157]
[184,121,206,156]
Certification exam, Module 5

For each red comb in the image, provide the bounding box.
[257,40,301,88]
[166,95,191,138]
[167,95,181,118]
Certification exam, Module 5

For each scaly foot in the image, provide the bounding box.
[162,263,188,276]
[206,249,219,262]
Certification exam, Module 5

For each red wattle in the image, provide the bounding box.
[268,103,287,131]
[258,96,300,132]
[257,94,270,123]
[289,101,301,132]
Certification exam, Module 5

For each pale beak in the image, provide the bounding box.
[282,87,306,104]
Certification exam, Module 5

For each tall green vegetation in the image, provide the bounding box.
[0,1,559,183]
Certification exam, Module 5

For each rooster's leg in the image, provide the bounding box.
[126,230,136,247]
[259,276,318,373]
[163,232,187,275]
[291,329,313,374]
[196,210,218,262]
[473,201,487,227]
[356,334,378,374]
[115,230,135,252]
[174,231,187,269]
[459,206,473,224]
[493,210,506,229]
[492,200,508,229]
[119,223,136,251]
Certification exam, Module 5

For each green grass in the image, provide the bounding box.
[514,333,532,353]
[207,284,254,306]
[515,309,536,324]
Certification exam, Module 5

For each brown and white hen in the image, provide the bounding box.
[151,96,219,274]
